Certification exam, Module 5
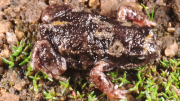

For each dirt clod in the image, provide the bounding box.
[172,0,180,21]
[0,21,12,33]
[0,92,19,101]
[0,0,10,10]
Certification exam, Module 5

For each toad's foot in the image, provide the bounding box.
[117,5,157,27]
[31,40,67,81]
[90,61,130,99]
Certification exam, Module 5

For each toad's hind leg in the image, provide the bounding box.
[90,61,129,99]
[31,40,67,81]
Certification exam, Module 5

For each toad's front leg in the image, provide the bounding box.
[31,40,67,80]
[90,61,129,99]
[117,5,157,26]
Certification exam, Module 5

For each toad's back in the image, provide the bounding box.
[38,11,159,70]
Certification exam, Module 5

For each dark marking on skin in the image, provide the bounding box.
[98,76,102,82]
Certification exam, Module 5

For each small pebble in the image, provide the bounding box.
[165,42,178,57]
[89,0,100,9]
[167,27,175,33]
[15,29,24,41]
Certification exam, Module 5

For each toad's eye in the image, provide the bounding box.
[130,55,146,63]
[137,56,146,60]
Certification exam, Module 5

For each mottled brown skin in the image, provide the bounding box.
[31,3,160,99]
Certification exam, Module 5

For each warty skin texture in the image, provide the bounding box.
[31,3,160,99]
